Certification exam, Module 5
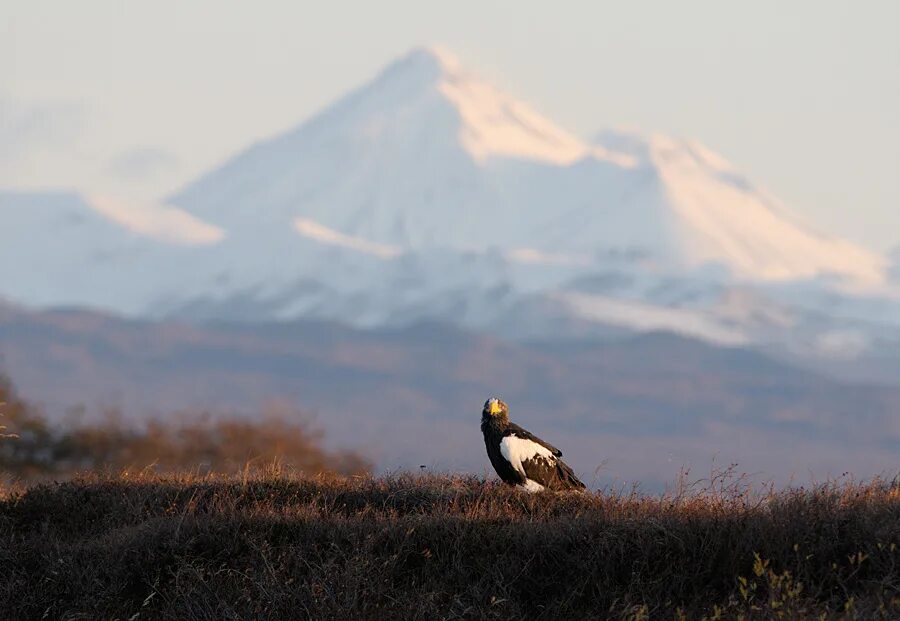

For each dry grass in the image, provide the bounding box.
[0,470,897,620]
[0,372,370,482]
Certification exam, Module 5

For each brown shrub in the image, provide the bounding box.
[0,373,369,480]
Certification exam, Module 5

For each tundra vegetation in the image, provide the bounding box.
[0,373,897,619]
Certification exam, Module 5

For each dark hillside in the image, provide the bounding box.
[1,473,898,619]
[3,305,900,486]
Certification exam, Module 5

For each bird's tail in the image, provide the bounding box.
[555,460,587,491]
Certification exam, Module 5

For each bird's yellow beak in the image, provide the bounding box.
[488,400,502,415]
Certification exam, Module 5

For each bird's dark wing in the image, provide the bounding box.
[518,450,586,492]
[550,458,587,491]
[505,422,562,457]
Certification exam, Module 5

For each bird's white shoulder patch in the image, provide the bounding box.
[499,434,556,479]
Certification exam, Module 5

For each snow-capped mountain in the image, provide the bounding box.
[171,46,885,285]
[2,47,898,359]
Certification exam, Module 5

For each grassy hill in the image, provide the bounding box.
[1,472,898,620]
[4,304,900,487]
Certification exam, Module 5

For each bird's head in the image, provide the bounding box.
[482,397,509,424]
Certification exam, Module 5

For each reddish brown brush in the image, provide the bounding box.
[0,372,369,481]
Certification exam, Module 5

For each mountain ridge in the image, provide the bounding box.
[1,47,898,362]
[2,303,899,484]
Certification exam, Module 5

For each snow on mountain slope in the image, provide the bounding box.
[1,47,897,359]
[171,46,885,287]
[0,192,217,313]
[593,130,886,285]
[87,195,224,246]
[170,47,636,256]
[0,192,147,310]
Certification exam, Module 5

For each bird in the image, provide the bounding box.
[480,397,585,492]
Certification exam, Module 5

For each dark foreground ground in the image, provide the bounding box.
[1,472,898,620]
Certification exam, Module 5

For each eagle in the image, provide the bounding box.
[480,397,585,492]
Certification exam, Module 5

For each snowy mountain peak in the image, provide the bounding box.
[367,46,591,165]
[4,48,897,355]
[166,48,887,287]
[382,45,463,79]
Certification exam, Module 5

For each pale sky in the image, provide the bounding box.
[2,0,898,251]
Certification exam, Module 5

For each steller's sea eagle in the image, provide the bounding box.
[481,397,585,492]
